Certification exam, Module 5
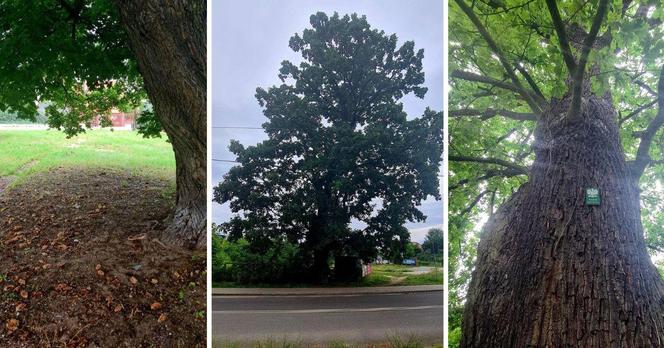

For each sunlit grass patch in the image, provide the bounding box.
[0,129,175,184]
[364,264,443,286]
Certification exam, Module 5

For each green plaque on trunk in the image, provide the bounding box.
[585,188,600,206]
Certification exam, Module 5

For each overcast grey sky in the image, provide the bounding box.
[211,0,443,243]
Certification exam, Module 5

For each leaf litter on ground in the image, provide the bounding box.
[0,168,206,347]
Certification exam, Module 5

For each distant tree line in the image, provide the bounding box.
[0,111,47,124]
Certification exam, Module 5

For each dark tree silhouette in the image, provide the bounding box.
[215,12,442,281]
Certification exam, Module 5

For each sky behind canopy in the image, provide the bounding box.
[211,0,443,243]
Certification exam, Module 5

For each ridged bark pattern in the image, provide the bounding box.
[462,94,664,347]
[114,0,207,248]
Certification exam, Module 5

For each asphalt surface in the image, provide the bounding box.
[212,290,443,344]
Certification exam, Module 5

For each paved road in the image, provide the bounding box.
[212,290,443,344]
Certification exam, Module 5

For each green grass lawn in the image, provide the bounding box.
[399,271,443,286]
[362,264,443,286]
[0,129,175,184]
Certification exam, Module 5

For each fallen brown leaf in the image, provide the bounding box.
[150,302,162,310]
[4,235,21,244]
[54,283,71,292]
[5,319,18,334]
[157,313,167,323]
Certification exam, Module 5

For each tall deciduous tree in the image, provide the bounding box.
[214,12,442,282]
[0,0,206,247]
[450,1,664,346]
[422,227,443,255]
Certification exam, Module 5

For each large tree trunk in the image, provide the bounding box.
[114,0,206,248]
[307,215,332,283]
[312,246,331,283]
[461,93,664,347]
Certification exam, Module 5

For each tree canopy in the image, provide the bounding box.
[450,0,664,344]
[0,0,159,137]
[214,12,442,280]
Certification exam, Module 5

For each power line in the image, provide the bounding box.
[211,126,263,130]
[212,159,240,163]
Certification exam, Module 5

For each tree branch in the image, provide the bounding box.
[515,64,547,104]
[635,79,658,98]
[631,67,664,178]
[618,99,657,126]
[578,1,611,78]
[451,70,525,95]
[450,108,537,121]
[648,244,664,253]
[495,128,518,144]
[454,0,543,114]
[511,31,547,104]
[449,155,529,175]
[545,0,577,75]
[460,190,492,216]
[449,168,526,191]
[568,0,610,123]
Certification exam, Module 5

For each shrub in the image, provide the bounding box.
[212,235,303,284]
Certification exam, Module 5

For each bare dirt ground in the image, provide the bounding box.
[0,168,206,347]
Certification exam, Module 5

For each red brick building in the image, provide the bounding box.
[91,109,137,128]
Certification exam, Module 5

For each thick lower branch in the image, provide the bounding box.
[449,168,526,191]
[545,0,577,75]
[450,108,537,121]
[451,70,525,95]
[449,155,529,175]
[567,0,610,123]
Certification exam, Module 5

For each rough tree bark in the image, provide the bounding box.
[312,244,332,283]
[307,211,333,283]
[114,0,206,248]
[461,91,664,347]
